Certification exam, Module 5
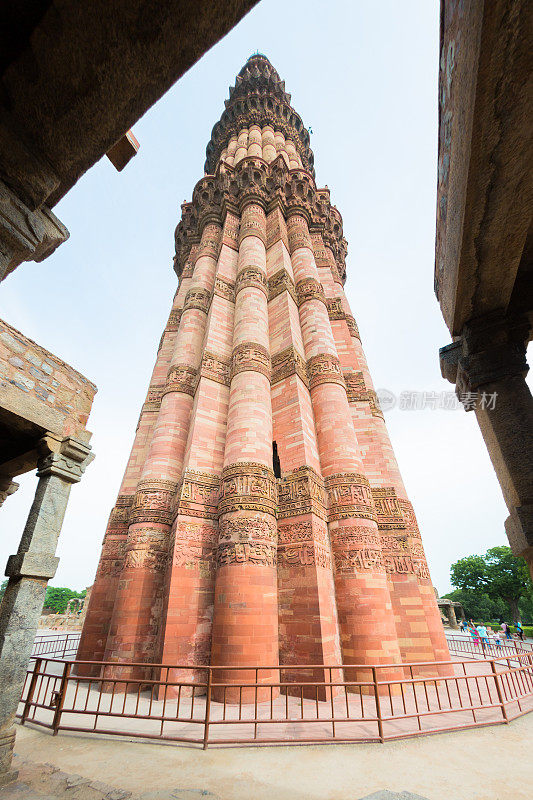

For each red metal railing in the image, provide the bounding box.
[17,649,533,747]
[446,634,533,660]
[29,631,532,663]
[31,633,81,659]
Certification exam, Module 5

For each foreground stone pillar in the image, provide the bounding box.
[440,313,533,578]
[0,435,93,786]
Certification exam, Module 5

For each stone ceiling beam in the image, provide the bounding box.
[434,0,532,337]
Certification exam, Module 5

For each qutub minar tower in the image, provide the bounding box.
[79,55,449,691]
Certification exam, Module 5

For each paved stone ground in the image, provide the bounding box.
[2,714,533,800]
[0,760,138,800]
[360,795,429,800]
[1,761,431,800]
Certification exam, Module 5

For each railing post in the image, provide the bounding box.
[21,658,42,724]
[491,659,509,724]
[52,661,71,735]
[372,667,384,743]
[203,668,212,750]
[254,668,259,741]
[329,667,336,739]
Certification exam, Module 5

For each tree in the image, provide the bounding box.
[519,592,533,623]
[43,586,85,614]
[441,588,506,622]
[450,546,533,622]
[0,579,7,604]
[485,546,532,622]
[450,555,489,594]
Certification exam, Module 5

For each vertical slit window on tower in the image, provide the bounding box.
[272,441,281,478]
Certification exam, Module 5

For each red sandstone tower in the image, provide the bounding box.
[78,55,449,688]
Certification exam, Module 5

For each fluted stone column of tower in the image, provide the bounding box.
[210,200,279,702]
[157,210,238,687]
[104,218,223,679]
[76,276,187,673]
[312,229,449,664]
[286,210,402,679]
[79,54,449,690]
[267,205,342,696]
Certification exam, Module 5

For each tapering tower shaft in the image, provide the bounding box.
[79,54,449,685]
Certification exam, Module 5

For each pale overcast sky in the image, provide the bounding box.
[1,0,526,595]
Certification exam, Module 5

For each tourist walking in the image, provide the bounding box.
[516,621,524,641]
[476,623,489,647]
[486,626,494,647]
[469,625,480,646]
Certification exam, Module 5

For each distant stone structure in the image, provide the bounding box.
[79,55,449,697]
[436,1,532,579]
[38,586,93,631]
[434,590,465,630]
[0,319,96,785]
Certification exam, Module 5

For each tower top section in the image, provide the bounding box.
[175,55,348,285]
[204,54,315,177]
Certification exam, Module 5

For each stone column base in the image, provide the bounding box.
[0,726,18,787]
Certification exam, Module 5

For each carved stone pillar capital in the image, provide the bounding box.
[285,205,311,225]
[0,179,69,281]
[36,435,94,484]
[440,312,530,402]
[238,193,268,215]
